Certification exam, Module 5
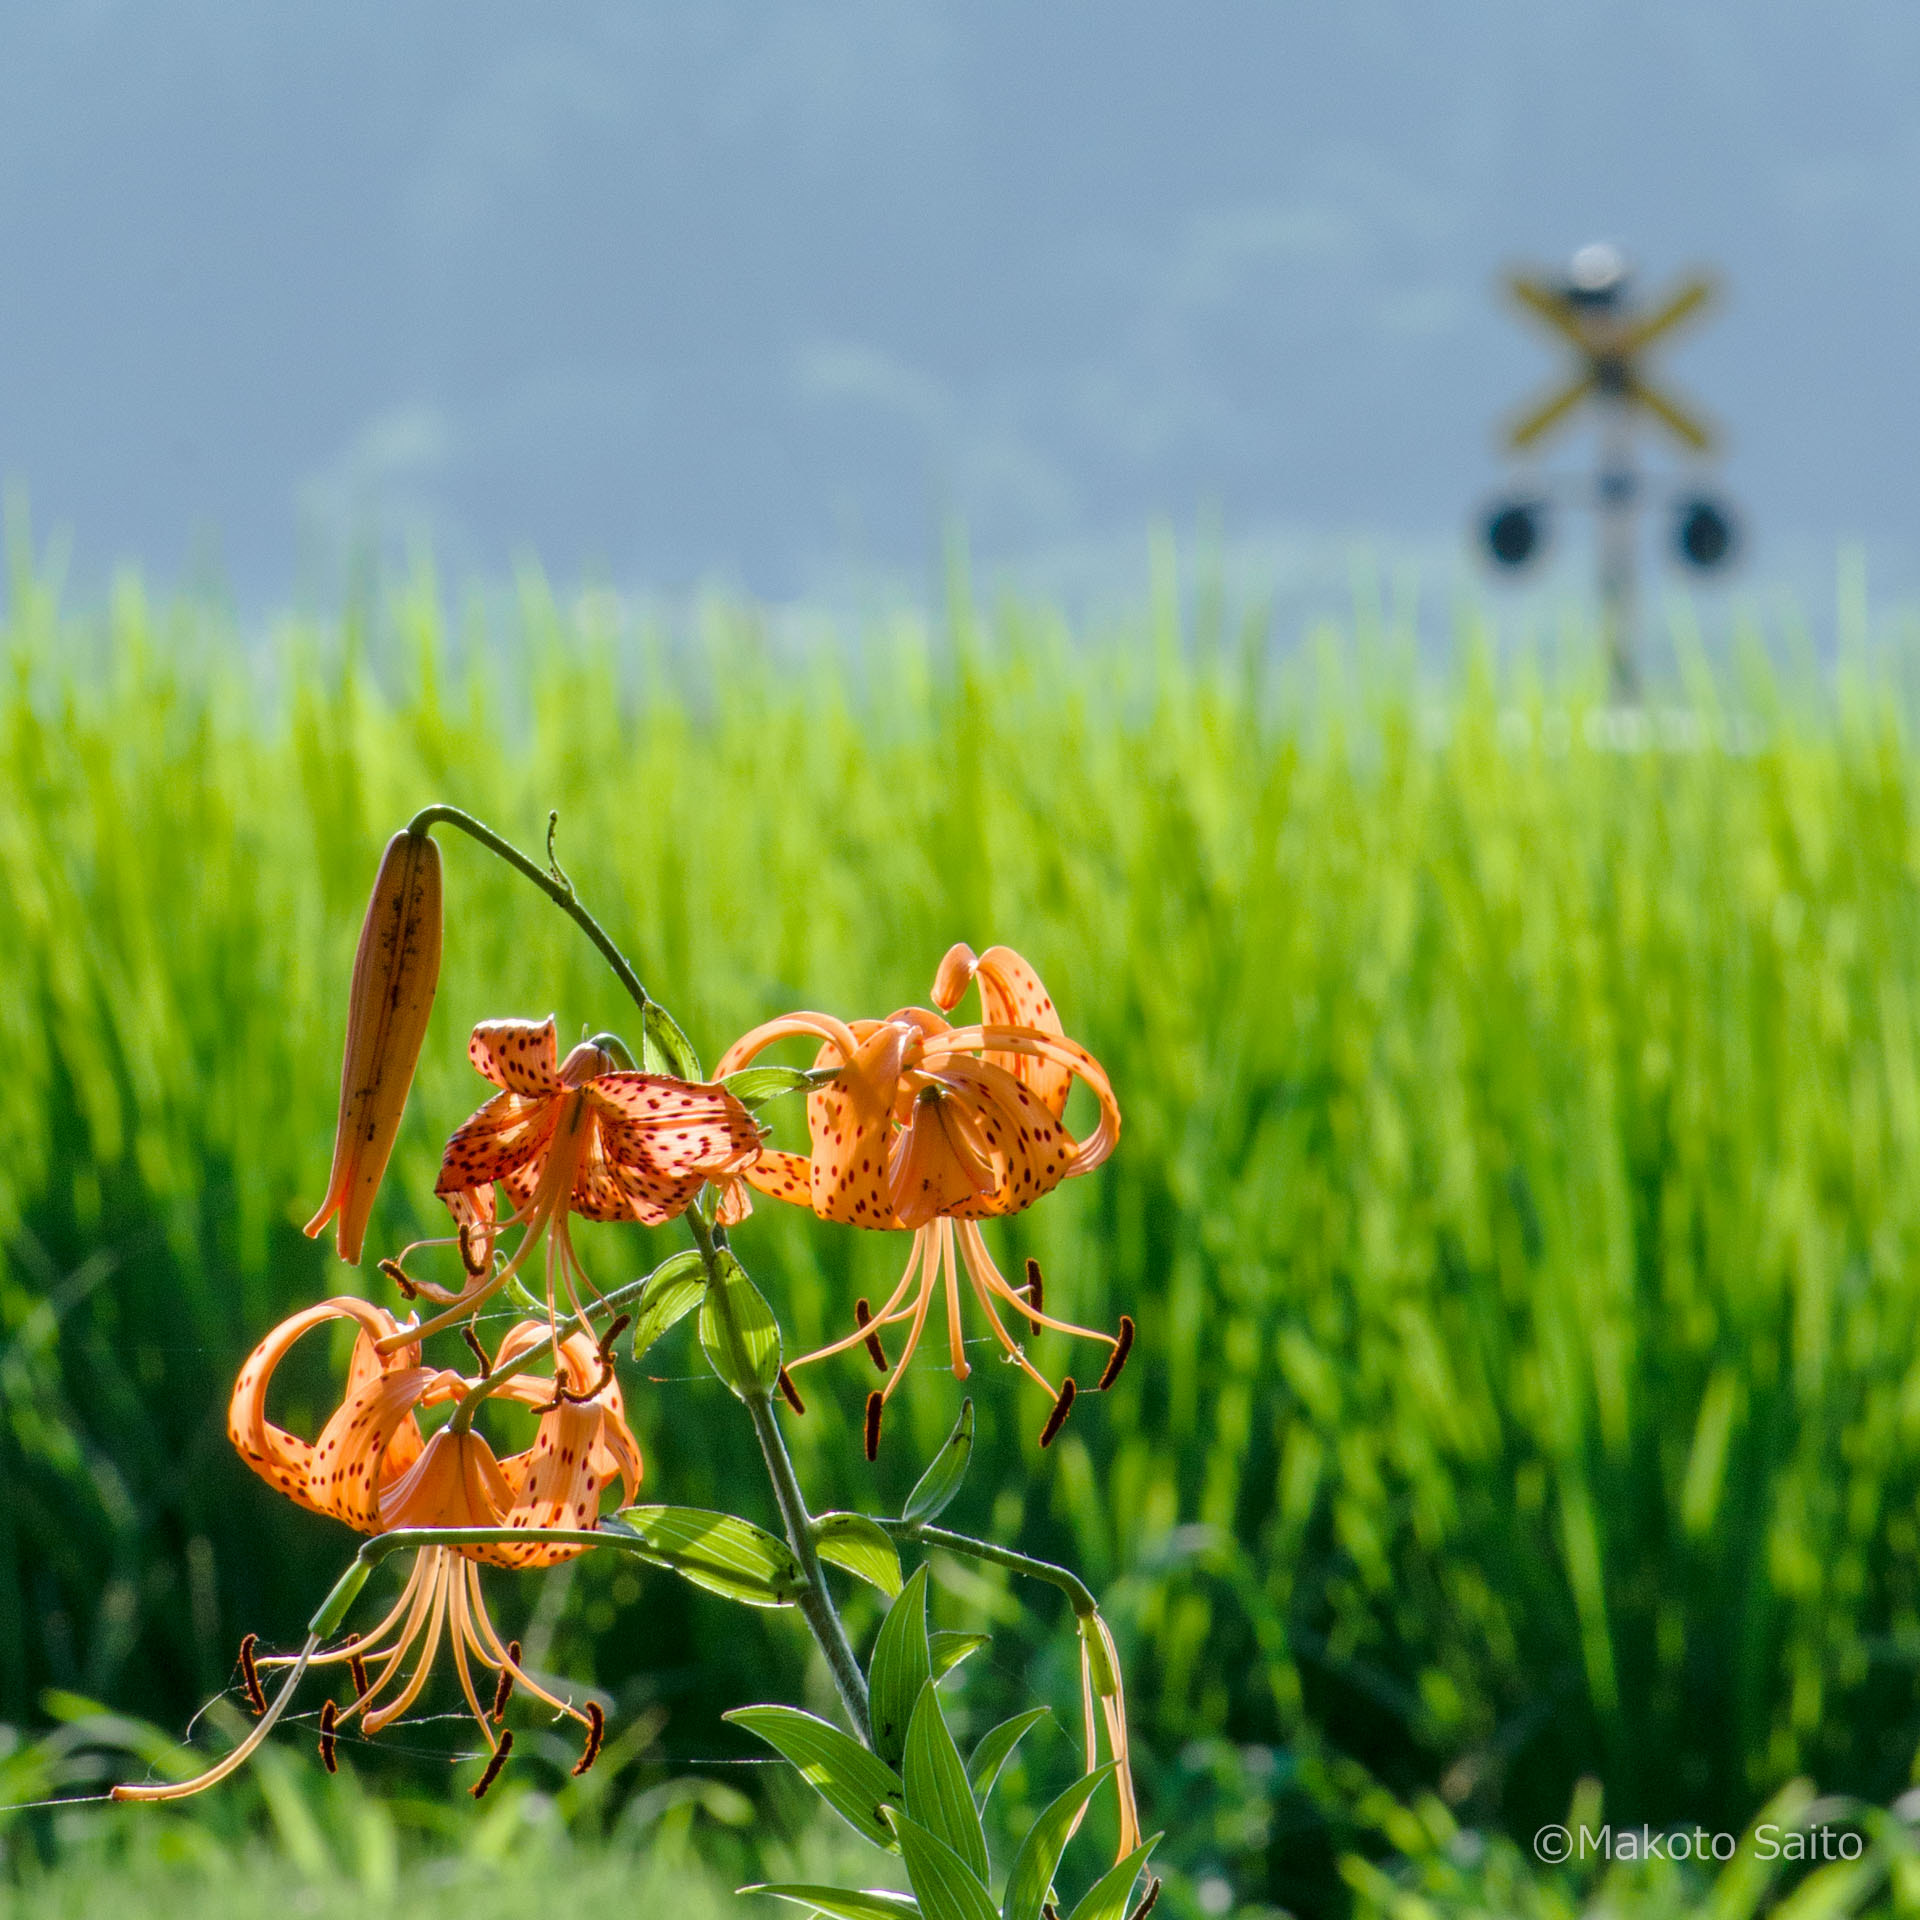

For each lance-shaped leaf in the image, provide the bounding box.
[968,1708,1051,1804]
[869,1566,934,1769]
[903,1399,975,1524]
[623,1249,707,1360]
[726,1706,904,1849]
[743,1889,920,1920]
[904,1682,988,1883]
[699,1250,783,1401]
[722,1064,832,1110]
[617,1505,806,1607]
[816,1513,904,1596]
[887,1809,1000,1920]
[1063,1836,1161,1920]
[930,1631,989,1679]
[643,1000,703,1079]
[1002,1764,1114,1920]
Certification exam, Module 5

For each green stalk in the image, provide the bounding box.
[687,1207,873,1743]
[406,803,657,1023]
[879,1516,1099,1619]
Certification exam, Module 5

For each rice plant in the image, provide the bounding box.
[6,551,1920,1910]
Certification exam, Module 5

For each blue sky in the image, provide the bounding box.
[2,2,1915,615]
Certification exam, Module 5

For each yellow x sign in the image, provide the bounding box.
[1503,270,1718,454]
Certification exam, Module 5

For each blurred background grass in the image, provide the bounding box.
[7,543,1920,1913]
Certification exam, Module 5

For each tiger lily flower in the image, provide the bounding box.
[375,1018,761,1358]
[115,1299,636,1801]
[305,829,443,1265]
[715,944,1127,1450]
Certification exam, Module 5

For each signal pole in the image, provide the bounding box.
[1481,243,1734,700]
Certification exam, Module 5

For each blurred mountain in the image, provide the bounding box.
[0,1,1915,614]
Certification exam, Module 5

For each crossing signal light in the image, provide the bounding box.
[1484,500,1546,569]
[1675,497,1736,570]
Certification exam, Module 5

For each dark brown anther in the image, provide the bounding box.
[491,1640,517,1721]
[777,1367,807,1414]
[1038,1377,1077,1448]
[571,1700,606,1777]
[1043,1905,1061,1920]
[462,1325,492,1374]
[346,1632,370,1701]
[864,1390,884,1461]
[598,1313,632,1360]
[1024,1258,1045,1328]
[1097,1314,1136,1392]
[470,1729,512,1799]
[317,1699,339,1773]
[561,1349,617,1405]
[379,1258,418,1300]
[855,1298,890,1371]
[457,1223,488,1278]
[1133,1877,1163,1920]
[238,1632,268,1717]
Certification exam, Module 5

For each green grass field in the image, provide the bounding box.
[8,549,1920,1913]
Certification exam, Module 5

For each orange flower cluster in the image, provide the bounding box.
[122,834,755,1801]
[124,822,1129,1809]
[715,942,1130,1455]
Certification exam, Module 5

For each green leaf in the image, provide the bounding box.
[1001,1765,1114,1920]
[930,1631,989,1679]
[903,1399,975,1524]
[616,1505,806,1606]
[743,1888,920,1920]
[723,1064,830,1110]
[816,1513,904,1596]
[725,1707,904,1849]
[1062,1836,1161,1920]
[624,1250,707,1359]
[904,1682,988,1884]
[699,1250,783,1400]
[643,1001,703,1080]
[968,1708,1051,1804]
[869,1565,933,1769]
[888,1809,1000,1920]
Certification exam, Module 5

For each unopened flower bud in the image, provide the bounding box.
[304,829,443,1263]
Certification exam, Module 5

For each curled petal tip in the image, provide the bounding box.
[932,942,979,1011]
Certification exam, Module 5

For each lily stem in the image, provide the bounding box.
[880,1516,1099,1619]
[413,801,874,1747]
[688,1208,874,1745]
[406,804,655,1023]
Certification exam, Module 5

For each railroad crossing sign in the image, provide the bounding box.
[1504,251,1716,456]
[1480,243,1739,698]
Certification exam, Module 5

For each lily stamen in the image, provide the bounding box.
[1039,1379,1077,1448]
[237,1632,267,1717]
[470,1730,512,1799]
[572,1701,606,1776]
[854,1298,890,1371]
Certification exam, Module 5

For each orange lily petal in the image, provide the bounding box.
[379,1426,518,1545]
[309,1364,451,1533]
[468,1019,564,1097]
[740,1149,813,1207]
[933,944,1073,1119]
[435,1090,563,1200]
[935,1024,1121,1179]
[926,1054,1078,1216]
[809,1022,912,1226]
[228,1299,421,1517]
[887,1085,1006,1229]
